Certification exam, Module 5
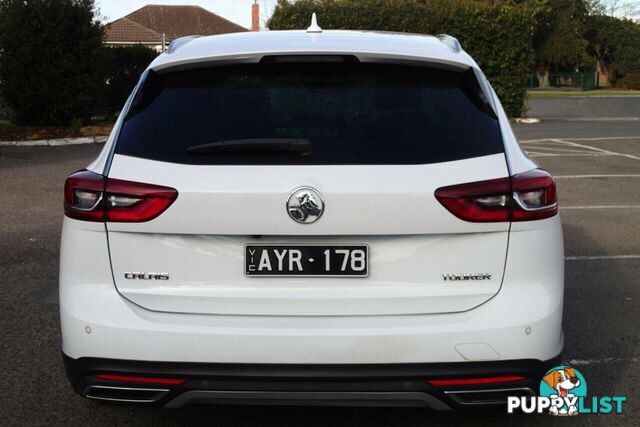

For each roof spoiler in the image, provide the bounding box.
[167,35,201,54]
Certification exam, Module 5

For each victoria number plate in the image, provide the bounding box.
[245,245,368,277]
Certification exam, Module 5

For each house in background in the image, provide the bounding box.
[104,5,248,52]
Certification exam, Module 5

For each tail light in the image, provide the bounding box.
[428,375,525,387]
[94,374,185,385]
[64,170,178,222]
[435,169,557,222]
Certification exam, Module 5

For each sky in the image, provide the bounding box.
[95,0,278,29]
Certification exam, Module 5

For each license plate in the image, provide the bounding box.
[245,245,368,277]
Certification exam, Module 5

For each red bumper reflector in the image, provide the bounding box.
[428,375,525,386]
[94,374,185,385]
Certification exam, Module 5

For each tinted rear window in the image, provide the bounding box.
[115,62,503,165]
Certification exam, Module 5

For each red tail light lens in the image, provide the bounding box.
[64,170,178,222]
[94,374,185,385]
[428,375,525,386]
[64,170,106,222]
[105,178,178,222]
[435,177,512,222]
[435,169,557,222]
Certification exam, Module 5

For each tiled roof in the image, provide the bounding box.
[105,5,248,44]
[104,17,162,43]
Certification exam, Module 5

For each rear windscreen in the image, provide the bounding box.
[115,62,504,165]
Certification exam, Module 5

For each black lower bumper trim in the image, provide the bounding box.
[166,390,453,409]
[63,353,560,409]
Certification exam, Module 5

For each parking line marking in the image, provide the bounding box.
[566,255,640,261]
[529,153,607,157]
[524,147,596,154]
[562,136,640,141]
[549,117,640,122]
[567,357,639,366]
[562,205,640,209]
[520,136,640,143]
[520,140,567,145]
[551,139,640,161]
[521,137,640,159]
[555,174,640,179]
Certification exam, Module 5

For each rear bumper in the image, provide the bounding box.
[63,354,559,409]
[60,216,565,365]
[60,279,564,365]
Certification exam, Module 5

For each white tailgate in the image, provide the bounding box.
[107,153,510,316]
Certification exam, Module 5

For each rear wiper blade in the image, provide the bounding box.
[186,138,311,154]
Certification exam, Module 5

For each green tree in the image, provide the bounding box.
[0,0,103,125]
[532,0,591,72]
[585,14,640,83]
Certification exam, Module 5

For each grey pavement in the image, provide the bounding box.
[526,96,640,119]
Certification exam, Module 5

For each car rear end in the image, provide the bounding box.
[60,31,564,408]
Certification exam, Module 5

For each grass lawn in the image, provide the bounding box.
[528,89,640,97]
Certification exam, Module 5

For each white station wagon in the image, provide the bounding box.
[60,19,564,409]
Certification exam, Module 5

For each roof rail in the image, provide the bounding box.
[167,35,201,54]
[436,34,461,53]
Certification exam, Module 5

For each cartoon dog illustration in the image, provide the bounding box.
[542,367,581,416]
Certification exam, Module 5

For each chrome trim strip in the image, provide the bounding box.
[513,192,558,212]
[70,192,103,212]
[165,390,451,410]
[444,387,536,406]
[84,385,169,403]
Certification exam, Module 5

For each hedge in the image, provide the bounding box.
[268,0,541,117]
[0,0,103,126]
[0,1,158,125]
[97,45,159,119]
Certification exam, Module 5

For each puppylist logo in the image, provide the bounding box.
[507,366,627,416]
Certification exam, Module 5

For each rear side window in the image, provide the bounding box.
[115,62,503,165]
